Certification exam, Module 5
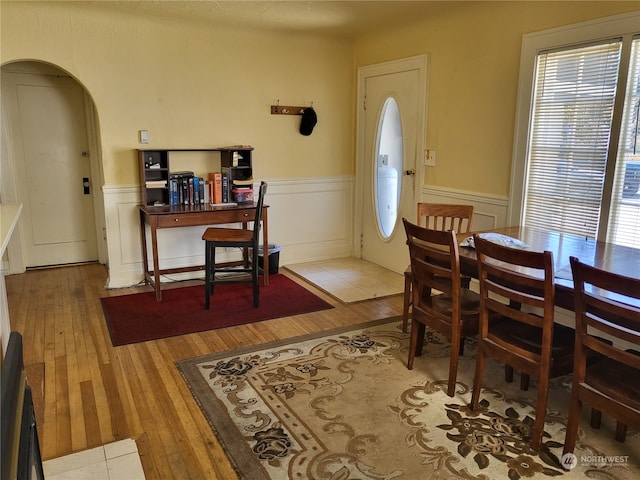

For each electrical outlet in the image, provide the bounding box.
[424,149,436,166]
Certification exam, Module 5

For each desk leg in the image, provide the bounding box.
[242,222,250,268]
[150,218,162,301]
[263,207,269,286]
[139,209,150,286]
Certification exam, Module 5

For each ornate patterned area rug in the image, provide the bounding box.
[177,317,638,480]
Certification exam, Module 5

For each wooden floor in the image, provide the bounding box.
[5,263,402,480]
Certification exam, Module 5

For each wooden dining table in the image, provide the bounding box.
[456,226,640,311]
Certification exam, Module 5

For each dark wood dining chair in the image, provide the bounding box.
[202,181,267,309]
[469,234,575,451]
[403,218,480,397]
[402,203,473,332]
[563,257,640,455]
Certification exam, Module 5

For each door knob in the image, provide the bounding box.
[405,169,416,176]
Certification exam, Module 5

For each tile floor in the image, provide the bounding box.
[42,439,145,480]
[285,257,404,303]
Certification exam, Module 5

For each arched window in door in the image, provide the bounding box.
[375,97,403,239]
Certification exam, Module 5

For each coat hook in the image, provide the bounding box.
[270,103,308,115]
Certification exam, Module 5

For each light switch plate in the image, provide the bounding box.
[139,130,149,144]
[424,149,436,166]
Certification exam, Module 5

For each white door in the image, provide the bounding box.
[356,56,427,274]
[2,71,98,267]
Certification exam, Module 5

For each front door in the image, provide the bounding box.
[357,56,427,273]
[2,69,98,267]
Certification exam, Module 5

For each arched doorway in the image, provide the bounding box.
[1,61,106,272]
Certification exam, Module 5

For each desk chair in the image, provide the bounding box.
[403,219,480,397]
[563,257,640,456]
[402,203,473,333]
[202,182,267,309]
[470,234,575,451]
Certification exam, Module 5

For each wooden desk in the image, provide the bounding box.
[139,203,269,301]
[457,226,640,310]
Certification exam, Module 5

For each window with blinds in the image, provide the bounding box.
[523,41,622,239]
[609,37,640,248]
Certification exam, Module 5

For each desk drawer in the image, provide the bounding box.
[157,210,256,228]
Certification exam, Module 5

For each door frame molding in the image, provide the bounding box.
[0,61,107,273]
[354,54,429,258]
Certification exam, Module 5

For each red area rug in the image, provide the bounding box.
[101,274,334,346]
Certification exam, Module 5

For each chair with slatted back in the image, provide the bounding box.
[403,218,480,397]
[563,257,640,456]
[401,203,474,333]
[470,234,575,450]
[202,182,267,309]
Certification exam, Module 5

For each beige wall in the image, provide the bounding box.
[1,1,638,285]
[1,1,355,186]
[3,1,637,195]
[354,1,640,198]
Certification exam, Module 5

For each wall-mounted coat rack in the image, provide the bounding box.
[270,101,313,115]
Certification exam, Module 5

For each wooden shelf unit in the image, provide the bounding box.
[137,147,254,207]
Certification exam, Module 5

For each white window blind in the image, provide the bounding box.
[524,41,622,238]
[609,37,640,248]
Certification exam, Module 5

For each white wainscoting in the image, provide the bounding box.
[102,179,509,289]
[419,185,510,231]
[102,177,355,289]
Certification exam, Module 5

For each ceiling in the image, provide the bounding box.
[100,1,462,38]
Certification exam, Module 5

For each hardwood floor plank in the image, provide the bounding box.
[134,432,162,480]
[111,346,144,438]
[120,345,173,477]
[54,355,72,455]
[80,380,102,448]
[41,295,59,459]
[62,273,88,453]
[6,263,402,478]
[129,344,193,479]
[146,341,222,479]
[98,360,129,442]
[25,361,45,424]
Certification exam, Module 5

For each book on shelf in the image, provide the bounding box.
[198,177,205,204]
[170,179,179,206]
[169,171,194,179]
[145,180,167,188]
[182,178,190,205]
[209,172,223,204]
[203,179,210,205]
[221,172,230,203]
[192,177,200,205]
[232,177,253,185]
